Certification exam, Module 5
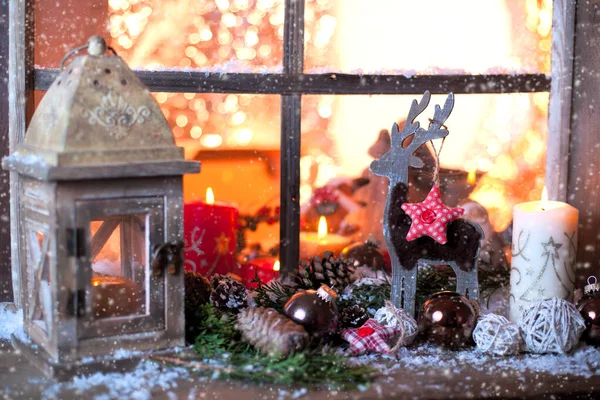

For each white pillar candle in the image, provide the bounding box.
[509,193,578,322]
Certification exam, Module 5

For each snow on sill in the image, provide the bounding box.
[352,343,600,380]
[42,359,191,400]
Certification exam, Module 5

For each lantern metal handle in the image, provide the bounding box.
[152,241,184,277]
[60,35,118,71]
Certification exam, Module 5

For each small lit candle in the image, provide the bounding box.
[509,186,579,322]
[467,171,476,186]
[299,216,352,261]
[184,187,239,277]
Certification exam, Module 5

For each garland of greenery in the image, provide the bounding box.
[174,261,509,388]
[252,264,510,315]
[191,303,374,389]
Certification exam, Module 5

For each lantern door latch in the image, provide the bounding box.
[152,241,184,277]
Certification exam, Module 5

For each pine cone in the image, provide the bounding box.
[292,251,355,291]
[339,304,369,329]
[210,274,248,311]
[184,271,212,343]
[236,307,309,356]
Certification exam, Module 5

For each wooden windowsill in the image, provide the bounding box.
[1,339,599,399]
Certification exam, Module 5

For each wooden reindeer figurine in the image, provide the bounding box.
[370,91,483,316]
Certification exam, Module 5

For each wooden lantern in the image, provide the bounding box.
[2,36,200,378]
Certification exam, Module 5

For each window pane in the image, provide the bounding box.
[304,0,551,74]
[34,0,110,68]
[35,0,284,72]
[175,94,281,283]
[300,93,548,261]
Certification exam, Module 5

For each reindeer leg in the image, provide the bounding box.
[454,267,480,301]
[391,267,403,309]
[386,236,403,309]
[402,268,417,317]
[466,269,479,301]
[454,264,466,295]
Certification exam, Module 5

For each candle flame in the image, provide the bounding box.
[467,171,476,185]
[541,185,549,210]
[317,216,328,239]
[206,187,215,205]
[273,260,280,272]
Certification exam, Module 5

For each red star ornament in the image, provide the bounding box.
[341,319,403,355]
[400,185,464,245]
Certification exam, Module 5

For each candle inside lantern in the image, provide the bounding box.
[91,276,142,319]
[299,216,352,261]
[184,187,239,277]
[509,186,579,322]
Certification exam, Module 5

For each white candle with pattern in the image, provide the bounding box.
[509,188,578,322]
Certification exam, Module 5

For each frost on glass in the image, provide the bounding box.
[304,0,552,75]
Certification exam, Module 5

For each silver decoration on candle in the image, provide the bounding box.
[369,91,483,316]
[510,231,577,316]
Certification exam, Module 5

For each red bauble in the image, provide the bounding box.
[418,291,477,348]
[577,276,600,346]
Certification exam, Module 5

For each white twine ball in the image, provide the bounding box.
[374,301,418,347]
[518,297,586,354]
[473,313,523,356]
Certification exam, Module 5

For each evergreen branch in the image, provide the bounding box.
[189,303,374,389]
[250,275,297,313]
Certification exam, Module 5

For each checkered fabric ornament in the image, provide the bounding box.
[341,318,402,355]
[400,185,464,245]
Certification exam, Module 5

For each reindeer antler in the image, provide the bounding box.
[370,91,454,184]
[405,92,454,162]
[390,90,431,150]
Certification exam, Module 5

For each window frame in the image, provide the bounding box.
[6,0,572,306]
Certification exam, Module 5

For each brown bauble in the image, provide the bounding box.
[577,279,600,346]
[341,240,387,271]
[418,291,477,348]
[283,285,339,339]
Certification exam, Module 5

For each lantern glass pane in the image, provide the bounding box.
[304,0,552,75]
[90,215,147,319]
[25,228,51,333]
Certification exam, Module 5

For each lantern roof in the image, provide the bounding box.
[3,36,199,181]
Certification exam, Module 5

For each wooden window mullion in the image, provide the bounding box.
[7,0,36,305]
[279,0,305,275]
[34,69,551,95]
